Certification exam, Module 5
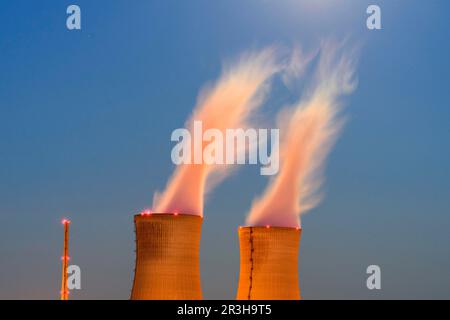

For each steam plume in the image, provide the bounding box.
[153,49,279,216]
[246,42,357,228]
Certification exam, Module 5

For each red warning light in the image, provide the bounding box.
[140,210,152,216]
[266,225,270,229]
[61,219,71,225]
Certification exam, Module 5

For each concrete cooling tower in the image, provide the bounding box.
[236,226,302,300]
[131,213,203,300]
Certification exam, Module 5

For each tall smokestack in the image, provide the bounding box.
[236,226,301,300]
[60,219,70,301]
[131,213,202,300]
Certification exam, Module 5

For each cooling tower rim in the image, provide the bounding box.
[239,225,301,232]
[134,212,203,220]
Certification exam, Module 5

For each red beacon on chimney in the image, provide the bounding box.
[141,210,152,216]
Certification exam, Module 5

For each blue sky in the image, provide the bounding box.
[0,0,449,299]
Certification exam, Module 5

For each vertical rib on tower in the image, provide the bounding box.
[236,226,302,300]
[131,213,203,300]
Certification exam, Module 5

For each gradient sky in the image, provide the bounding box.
[0,0,449,299]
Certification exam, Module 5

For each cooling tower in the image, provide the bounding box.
[131,213,203,300]
[236,226,302,300]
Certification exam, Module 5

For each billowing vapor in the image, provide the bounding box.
[153,49,279,216]
[246,42,357,228]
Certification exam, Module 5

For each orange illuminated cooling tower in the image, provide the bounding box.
[131,213,203,300]
[236,226,302,300]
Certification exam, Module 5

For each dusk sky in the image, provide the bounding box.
[0,0,449,299]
